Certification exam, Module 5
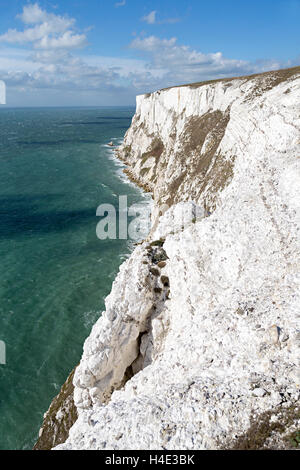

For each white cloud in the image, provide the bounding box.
[0,48,41,73]
[0,4,294,106]
[131,36,251,80]
[115,0,126,7]
[17,3,51,24]
[141,10,181,25]
[0,3,85,50]
[0,43,138,103]
[131,36,177,52]
[141,11,157,25]
[83,55,149,76]
[128,35,291,91]
[35,31,87,50]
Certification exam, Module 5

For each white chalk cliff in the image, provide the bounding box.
[55,67,300,450]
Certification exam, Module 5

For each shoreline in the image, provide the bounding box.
[107,141,153,195]
[33,133,149,450]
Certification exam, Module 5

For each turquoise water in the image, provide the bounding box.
[0,107,145,450]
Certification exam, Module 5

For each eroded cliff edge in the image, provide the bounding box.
[36,67,300,450]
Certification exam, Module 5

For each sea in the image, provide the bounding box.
[0,106,149,450]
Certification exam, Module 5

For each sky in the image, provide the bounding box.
[0,0,299,106]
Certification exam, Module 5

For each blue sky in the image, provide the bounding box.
[0,0,299,106]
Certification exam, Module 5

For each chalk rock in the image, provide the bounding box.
[269,325,280,345]
[253,388,267,397]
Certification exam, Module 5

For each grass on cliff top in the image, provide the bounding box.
[158,65,300,92]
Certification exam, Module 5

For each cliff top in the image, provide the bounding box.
[139,65,300,96]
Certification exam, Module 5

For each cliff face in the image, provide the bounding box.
[51,67,300,450]
[117,67,299,214]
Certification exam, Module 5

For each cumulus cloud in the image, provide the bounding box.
[17,3,58,24]
[131,36,177,53]
[0,3,126,103]
[129,35,284,87]
[0,3,86,50]
[35,31,87,50]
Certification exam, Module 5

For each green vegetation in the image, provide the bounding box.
[228,404,300,450]
[160,65,300,92]
[154,287,163,294]
[33,368,78,450]
[123,145,132,157]
[289,430,300,448]
[140,167,150,177]
[161,276,170,287]
[150,239,165,247]
[157,261,166,268]
[150,267,160,276]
